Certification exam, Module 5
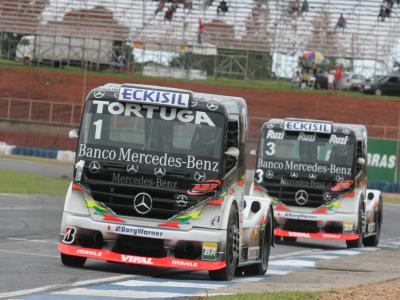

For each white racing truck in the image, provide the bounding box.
[59,83,273,280]
[252,118,382,248]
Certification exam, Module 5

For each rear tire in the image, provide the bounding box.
[240,210,273,275]
[346,204,365,249]
[209,204,239,281]
[363,198,382,247]
[61,253,86,267]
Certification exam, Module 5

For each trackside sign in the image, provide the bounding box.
[284,120,332,134]
[118,86,190,108]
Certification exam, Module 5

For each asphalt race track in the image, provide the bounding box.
[0,159,400,299]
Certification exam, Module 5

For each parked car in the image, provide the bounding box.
[362,75,400,96]
[359,75,384,92]
[342,73,367,90]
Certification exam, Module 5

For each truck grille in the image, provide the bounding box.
[82,164,199,220]
[263,178,330,208]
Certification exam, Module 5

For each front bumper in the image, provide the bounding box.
[274,210,359,241]
[59,243,226,271]
[59,212,227,271]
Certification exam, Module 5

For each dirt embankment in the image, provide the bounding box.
[1,67,400,150]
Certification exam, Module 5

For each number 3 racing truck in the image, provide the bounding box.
[252,118,382,248]
[59,83,274,280]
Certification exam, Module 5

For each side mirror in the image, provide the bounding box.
[249,149,257,156]
[367,192,374,201]
[68,129,79,139]
[225,147,240,158]
[357,157,365,166]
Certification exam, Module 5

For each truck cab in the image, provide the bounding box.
[59,83,273,280]
[252,118,382,248]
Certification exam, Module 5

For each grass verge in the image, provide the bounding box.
[190,291,319,300]
[0,154,73,166]
[382,193,400,205]
[0,168,70,195]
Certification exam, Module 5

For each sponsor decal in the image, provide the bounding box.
[88,161,101,173]
[121,255,153,265]
[194,171,206,182]
[118,86,190,108]
[288,231,311,238]
[284,120,332,134]
[343,221,354,233]
[323,192,331,201]
[187,180,221,196]
[92,100,216,127]
[207,102,219,111]
[202,242,218,261]
[266,130,284,140]
[112,225,164,237]
[154,167,167,177]
[290,172,299,178]
[265,170,274,179]
[93,89,105,99]
[63,226,77,244]
[126,164,139,174]
[309,173,317,180]
[85,199,126,223]
[298,132,316,142]
[329,134,349,145]
[176,194,188,207]
[211,216,221,226]
[171,260,198,267]
[78,144,220,173]
[133,193,153,215]
[281,177,326,188]
[257,159,351,176]
[275,229,359,240]
[77,248,102,257]
[112,173,178,189]
[295,190,308,205]
[281,212,317,220]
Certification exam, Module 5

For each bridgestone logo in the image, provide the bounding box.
[76,249,102,257]
[121,255,153,265]
[171,260,198,267]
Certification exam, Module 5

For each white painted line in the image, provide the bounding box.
[300,254,339,260]
[54,288,193,298]
[0,249,58,258]
[0,275,135,299]
[269,259,315,268]
[197,292,234,297]
[7,238,57,244]
[270,249,321,260]
[0,206,53,210]
[115,280,226,289]
[266,269,290,276]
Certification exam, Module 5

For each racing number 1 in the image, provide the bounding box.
[93,119,103,140]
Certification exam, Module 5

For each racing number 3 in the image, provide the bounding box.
[265,142,276,156]
[93,119,103,140]
[255,169,264,183]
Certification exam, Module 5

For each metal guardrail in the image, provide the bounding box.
[0,97,82,126]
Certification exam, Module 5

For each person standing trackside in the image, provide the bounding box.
[334,65,343,91]
[197,18,204,45]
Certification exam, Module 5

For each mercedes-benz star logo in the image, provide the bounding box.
[309,173,317,180]
[191,99,198,107]
[267,124,274,129]
[194,171,206,182]
[176,194,188,207]
[290,172,299,178]
[323,192,332,201]
[207,102,218,111]
[266,170,274,179]
[336,175,344,182]
[295,190,309,206]
[133,193,153,215]
[127,164,139,175]
[94,89,105,99]
[343,129,350,135]
[88,161,101,174]
[154,167,166,177]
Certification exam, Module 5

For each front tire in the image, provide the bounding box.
[364,198,382,247]
[209,204,239,281]
[240,210,273,275]
[61,253,86,267]
[346,204,365,248]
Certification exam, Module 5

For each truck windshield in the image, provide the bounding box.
[259,130,355,177]
[78,100,225,174]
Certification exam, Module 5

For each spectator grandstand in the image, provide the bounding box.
[0,0,399,78]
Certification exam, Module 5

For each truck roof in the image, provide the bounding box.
[264,118,367,140]
[87,83,246,120]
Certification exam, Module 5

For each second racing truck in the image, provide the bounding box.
[252,118,382,248]
[59,83,273,280]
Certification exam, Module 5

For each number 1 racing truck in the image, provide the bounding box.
[59,83,274,280]
[252,118,382,248]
